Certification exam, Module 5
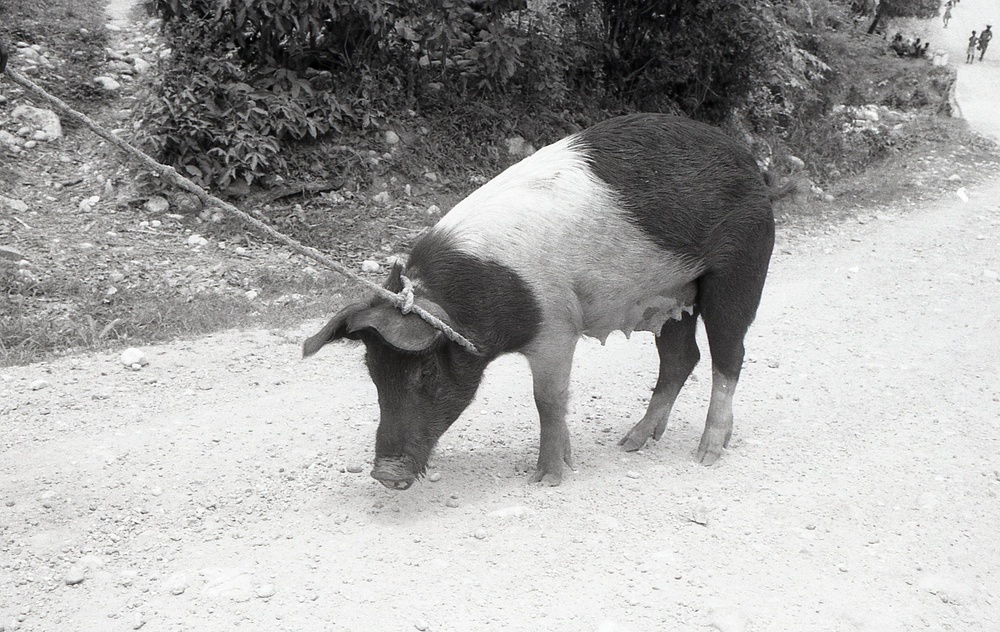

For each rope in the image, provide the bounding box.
[0,65,480,355]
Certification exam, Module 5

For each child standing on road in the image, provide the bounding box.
[979,25,993,61]
[943,4,952,27]
[967,31,979,63]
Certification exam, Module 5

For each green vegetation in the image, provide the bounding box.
[2,0,997,367]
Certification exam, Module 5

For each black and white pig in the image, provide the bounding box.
[304,113,789,490]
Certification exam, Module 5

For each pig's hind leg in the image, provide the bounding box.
[695,231,772,465]
[619,309,701,452]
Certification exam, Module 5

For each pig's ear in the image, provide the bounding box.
[302,303,368,358]
[346,301,447,353]
[383,259,405,292]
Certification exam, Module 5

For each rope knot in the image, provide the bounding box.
[398,275,415,314]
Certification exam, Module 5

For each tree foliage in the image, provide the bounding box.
[864,0,941,34]
[138,0,834,188]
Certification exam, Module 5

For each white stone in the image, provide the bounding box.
[144,196,169,213]
[384,130,400,145]
[132,57,152,73]
[79,196,100,212]
[11,105,62,141]
[187,234,208,247]
[94,76,122,91]
[361,260,381,273]
[120,348,148,367]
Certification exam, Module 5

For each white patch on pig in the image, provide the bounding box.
[431,135,702,345]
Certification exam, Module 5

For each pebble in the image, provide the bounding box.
[187,234,208,247]
[94,76,122,91]
[414,619,429,631]
[64,567,86,585]
[30,379,50,391]
[445,497,460,508]
[625,470,640,479]
[120,348,148,367]
[164,572,187,595]
[474,528,487,540]
[345,463,364,474]
[428,472,442,482]
[256,583,276,599]
[690,504,711,526]
[144,196,169,213]
[361,260,381,273]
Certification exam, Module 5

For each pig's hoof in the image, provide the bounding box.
[619,426,652,452]
[530,468,563,486]
[695,428,731,465]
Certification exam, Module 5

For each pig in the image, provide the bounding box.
[304,113,791,490]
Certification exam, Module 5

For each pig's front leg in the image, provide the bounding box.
[525,336,577,486]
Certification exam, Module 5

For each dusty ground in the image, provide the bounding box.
[3,1,1000,631]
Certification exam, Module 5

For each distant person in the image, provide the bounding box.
[967,31,979,63]
[943,4,952,27]
[890,32,907,56]
[979,25,993,61]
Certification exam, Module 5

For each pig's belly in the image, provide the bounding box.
[575,276,698,344]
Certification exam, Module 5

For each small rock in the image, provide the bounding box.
[132,613,146,629]
[474,528,487,540]
[372,191,391,205]
[428,472,442,482]
[79,196,101,212]
[94,76,122,91]
[956,188,969,203]
[384,130,401,145]
[425,204,440,216]
[30,379,50,391]
[144,196,169,214]
[256,583,276,599]
[132,57,152,73]
[11,104,62,141]
[414,618,429,631]
[164,572,187,595]
[187,234,208,247]
[245,290,258,301]
[625,471,640,479]
[361,260,381,273]
[120,348,148,367]
[786,155,806,170]
[690,504,710,526]
[445,497,460,508]
[0,195,29,212]
[345,463,364,474]
[947,174,962,182]
[64,567,86,585]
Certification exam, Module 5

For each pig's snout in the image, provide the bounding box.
[371,457,418,491]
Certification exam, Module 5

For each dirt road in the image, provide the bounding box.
[3,167,1000,632]
[3,3,1000,631]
